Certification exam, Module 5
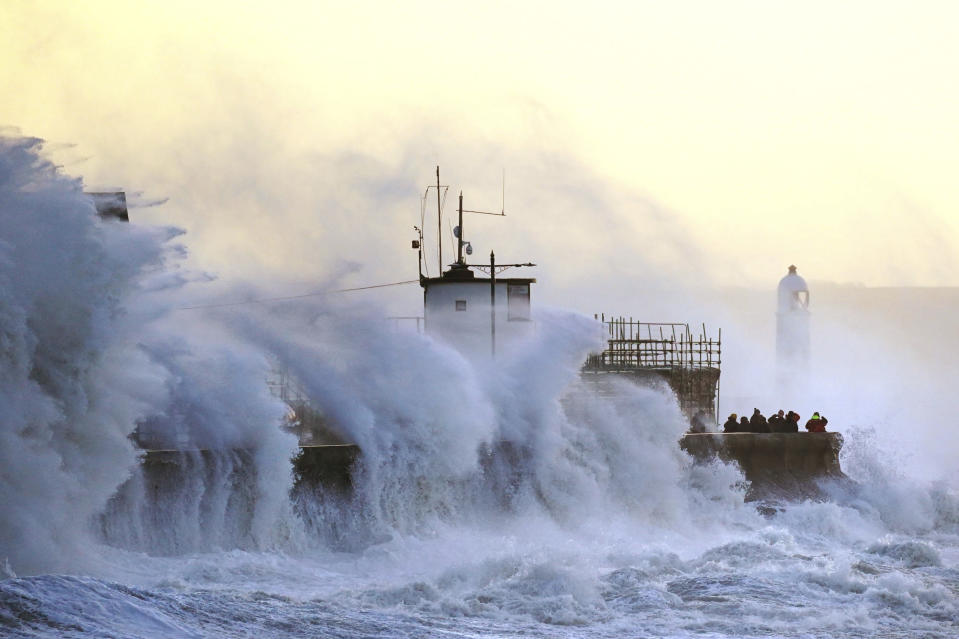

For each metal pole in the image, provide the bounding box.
[457,191,464,264]
[716,327,722,421]
[490,250,496,358]
[436,166,442,274]
[417,228,423,281]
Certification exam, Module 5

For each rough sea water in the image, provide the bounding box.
[1,135,957,638]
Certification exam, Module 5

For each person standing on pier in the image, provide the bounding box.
[784,411,800,432]
[749,408,770,433]
[805,412,827,432]
[723,413,739,433]
[768,410,787,432]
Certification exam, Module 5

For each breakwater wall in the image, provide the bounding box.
[680,432,846,501]
[139,444,361,490]
[109,433,842,549]
[100,445,362,553]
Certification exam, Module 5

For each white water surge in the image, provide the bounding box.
[1,136,957,638]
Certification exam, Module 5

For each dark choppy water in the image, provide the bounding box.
[3,500,958,639]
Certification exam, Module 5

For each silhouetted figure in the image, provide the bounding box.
[785,411,800,432]
[768,413,780,431]
[806,411,827,432]
[739,416,750,431]
[768,409,787,433]
[749,408,769,433]
[723,413,739,433]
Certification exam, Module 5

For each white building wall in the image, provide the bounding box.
[424,280,532,355]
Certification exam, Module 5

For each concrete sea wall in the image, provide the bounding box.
[680,432,846,501]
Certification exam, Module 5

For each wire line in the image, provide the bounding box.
[176,279,419,311]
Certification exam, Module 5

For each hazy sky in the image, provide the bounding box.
[3,1,959,306]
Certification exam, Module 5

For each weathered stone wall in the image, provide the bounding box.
[137,445,360,492]
[680,432,846,501]
[293,444,359,492]
[581,367,721,418]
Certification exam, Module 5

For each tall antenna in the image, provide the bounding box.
[457,191,464,264]
[435,166,443,273]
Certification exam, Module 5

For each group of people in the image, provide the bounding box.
[722,408,829,433]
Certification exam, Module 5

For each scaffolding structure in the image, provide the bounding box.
[266,367,348,445]
[583,315,722,420]
[266,367,309,405]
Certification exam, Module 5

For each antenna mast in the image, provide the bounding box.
[457,191,464,264]
[490,251,496,357]
[436,166,443,273]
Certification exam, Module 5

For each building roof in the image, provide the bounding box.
[421,276,536,287]
[421,265,535,287]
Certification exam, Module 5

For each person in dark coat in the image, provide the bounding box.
[749,408,769,433]
[785,411,800,432]
[739,416,750,431]
[768,409,786,432]
[723,413,739,433]
[767,411,780,432]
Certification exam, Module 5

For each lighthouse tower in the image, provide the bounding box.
[776,265,810,400]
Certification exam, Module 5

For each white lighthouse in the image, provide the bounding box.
[776,265,810,399]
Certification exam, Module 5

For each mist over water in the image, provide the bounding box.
[1,135,958,638]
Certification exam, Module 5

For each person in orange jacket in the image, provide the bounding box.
[805,412,827,432]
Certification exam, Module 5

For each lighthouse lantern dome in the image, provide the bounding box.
[777,265,809,313]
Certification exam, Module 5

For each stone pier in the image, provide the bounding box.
[679,432,846,501]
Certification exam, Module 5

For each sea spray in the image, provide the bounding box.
[99,308,307,555]
[102,450,260,555]
[0,135,301,572]
[0,136,172,575]
[0,133,757,571]
[218,294,758,555]
[816,426,959,537]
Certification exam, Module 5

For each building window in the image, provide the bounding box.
[507,284,530,320]
[455,299,467,312]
